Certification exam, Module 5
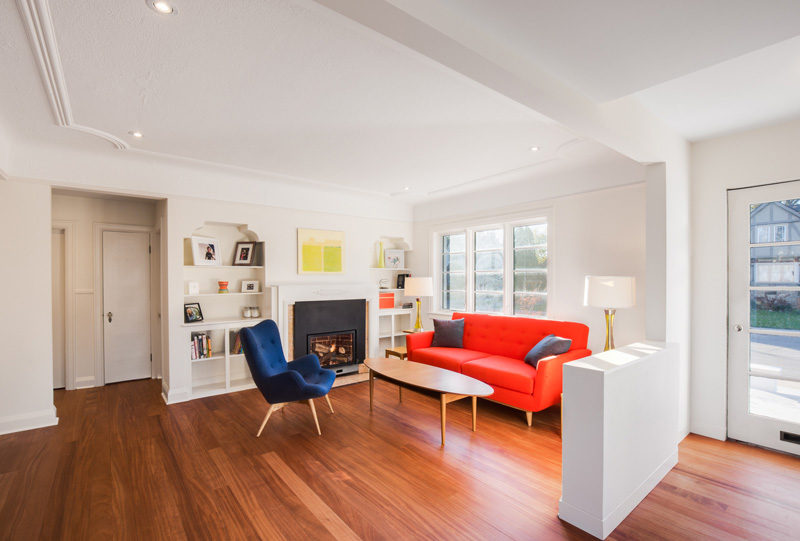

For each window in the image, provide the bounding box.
[474,228,504,312]
[441,233,466,311]
[775,224,788,242]
[513,223,548,316]
[436,217,549,317]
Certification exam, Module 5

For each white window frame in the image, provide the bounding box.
[773,223,789,242]
[432,211,552,318]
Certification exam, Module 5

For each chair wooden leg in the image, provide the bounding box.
[525,411,533,427]
[324,394,334,414]
[257,403,278,437]
[308,399,322,436]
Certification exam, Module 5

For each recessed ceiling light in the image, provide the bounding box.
[403,186,410,191]
[129,131,143,138]
[530,146,540,152]
[150,1,174,14]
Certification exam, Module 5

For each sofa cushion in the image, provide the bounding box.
[524,334,572,368]
[412,348,489,372]
[462,355,537,395]
[430,318,465,348]
[451,312,589,360]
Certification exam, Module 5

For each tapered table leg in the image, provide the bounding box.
[440,393,447,446]
[369,369,374,411]
[472,396,477,431]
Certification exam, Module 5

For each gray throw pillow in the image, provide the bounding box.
[524,334,572,368]
[430,318,465,348]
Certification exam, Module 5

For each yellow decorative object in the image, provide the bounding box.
[378,241,385,268]
[297,228,345,274]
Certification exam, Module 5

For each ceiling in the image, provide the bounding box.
[4,0,615,199]
[4,0,800,197]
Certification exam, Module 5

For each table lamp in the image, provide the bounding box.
[584,276,635,351]
[404,277,433,331]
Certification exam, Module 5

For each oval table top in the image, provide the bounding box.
[365,357,493,397]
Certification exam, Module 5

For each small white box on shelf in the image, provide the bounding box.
[187,281,200,295]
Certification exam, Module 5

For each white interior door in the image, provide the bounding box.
[729,182,800,455]
[52,228,66,389]
[103,231,151,384]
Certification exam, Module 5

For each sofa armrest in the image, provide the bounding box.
[405,331,434,361]
[531,348,592,412]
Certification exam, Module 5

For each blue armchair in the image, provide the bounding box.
[241,320,336,436]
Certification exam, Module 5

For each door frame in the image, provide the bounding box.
[93,223,156,385]
[52,220,76,390]
[727,181,800,454]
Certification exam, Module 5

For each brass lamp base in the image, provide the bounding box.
[603,308,616,351]
[414,297,423,330]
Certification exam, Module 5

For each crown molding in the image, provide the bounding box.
[16,0,128,150]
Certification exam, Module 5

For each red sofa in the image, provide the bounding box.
[406,312,591,425]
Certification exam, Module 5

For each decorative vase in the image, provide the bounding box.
[378,241,385,268]
[218,281,229,293]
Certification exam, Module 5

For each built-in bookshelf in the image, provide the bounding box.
[183,222,274,398]
[371,236,414,352]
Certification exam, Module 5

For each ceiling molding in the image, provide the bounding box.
[16,0,128,150]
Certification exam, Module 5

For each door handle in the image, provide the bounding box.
[107,311,113,323]
[734,324,743,332]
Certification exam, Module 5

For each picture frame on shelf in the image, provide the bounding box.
[191,236,221,266]
[184,302,204,323]
[397,273,410,289]
[234,241,256,266]
[241,280,260,293]
[384,249,404,269]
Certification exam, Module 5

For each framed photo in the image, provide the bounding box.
[241,280,260,293]
[384,249,405,269]
[191,236,221,266]
[184,302,204,324]
[298,228,345,274]
[397,273,410,289]
[234,241,256,266]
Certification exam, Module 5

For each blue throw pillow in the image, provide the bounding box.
[524,334,572,368]
[430,318,465,348]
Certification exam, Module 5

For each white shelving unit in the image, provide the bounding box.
[183,223,274,399]
[377,307,415,349]
[371,236,414,353]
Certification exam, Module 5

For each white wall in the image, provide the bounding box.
[691,117,800,439]
[163,195,413,402]
[0,179,58,434]
[51,192,159,388]
[412,183,647,353]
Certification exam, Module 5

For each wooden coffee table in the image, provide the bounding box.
[365,357,493,446]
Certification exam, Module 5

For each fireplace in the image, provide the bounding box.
[293,299,366,376]
[309,331,355,368]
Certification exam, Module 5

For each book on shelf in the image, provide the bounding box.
[190,331,214,360]
[230,330,244,355]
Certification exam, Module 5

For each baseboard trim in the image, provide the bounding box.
[690,423,726,441]
[164,384,191,404]
[559,448,678,539]
[0,406,59,436]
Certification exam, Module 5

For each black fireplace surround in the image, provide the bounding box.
[293,299,366,375]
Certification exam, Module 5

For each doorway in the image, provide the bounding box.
[102,230,152,384]
[52,228,66,389]
[728,181,800,455]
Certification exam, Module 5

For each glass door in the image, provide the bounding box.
[728,182,800,454]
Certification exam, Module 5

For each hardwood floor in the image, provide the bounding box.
[1,379,799,540]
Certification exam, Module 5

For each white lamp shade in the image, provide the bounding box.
[584,276,635,308]
[404,277,433,297]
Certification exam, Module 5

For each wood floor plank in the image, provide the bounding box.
[0,378,798,540]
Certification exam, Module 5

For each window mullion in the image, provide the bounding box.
[505,223,513,315]
[466,228,475,312]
